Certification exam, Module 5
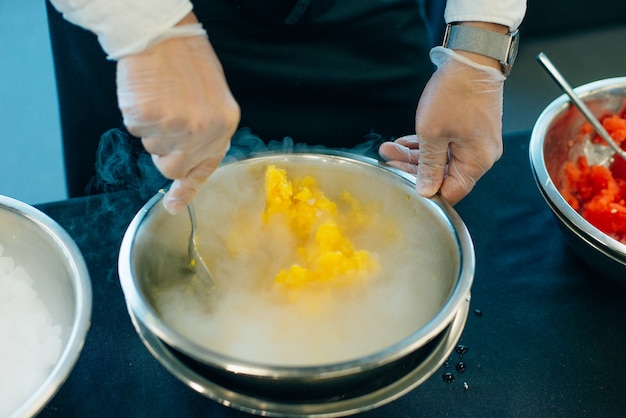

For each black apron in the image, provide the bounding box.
[46,0,445,197]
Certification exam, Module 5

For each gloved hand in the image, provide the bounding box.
[116,13,240,214]
[379,46,506,205]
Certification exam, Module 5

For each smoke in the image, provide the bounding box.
[89,128,167,199]
[89,127,389,199]
[102,127,456,366]
[225,127,387,162]
[152,149,454,366]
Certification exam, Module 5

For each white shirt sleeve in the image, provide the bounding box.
[444,0,527,31]
[49,0,527,59]
[48,0,194,59]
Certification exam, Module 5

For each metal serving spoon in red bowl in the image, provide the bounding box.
[536,52,626,162]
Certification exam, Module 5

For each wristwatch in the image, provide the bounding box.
[442,23,520,76]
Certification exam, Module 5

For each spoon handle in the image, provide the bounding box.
[536,52,626,161]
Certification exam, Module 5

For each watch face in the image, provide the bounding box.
[504,30,520,76]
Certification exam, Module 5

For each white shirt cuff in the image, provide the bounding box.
[49,0,196,59]
[444,0,527,32]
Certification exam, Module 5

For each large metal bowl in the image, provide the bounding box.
[0,195,92,418]
[529,77,626,284]
[118,152,474,416]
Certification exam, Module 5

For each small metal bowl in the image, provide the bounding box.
[529,77,626,284]
[0,195,92,418]
[119,151,474,416]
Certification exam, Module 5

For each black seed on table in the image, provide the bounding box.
[455,361,466,373]
[442,372,455,383]
[474,309,482,317]
[455,344,469,356]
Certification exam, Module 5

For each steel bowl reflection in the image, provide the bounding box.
[529,77,626,284]
[0,195,92,418]
[118,151,474,416]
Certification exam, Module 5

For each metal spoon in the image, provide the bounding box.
[536,52,626,161]
[187,203,216,289]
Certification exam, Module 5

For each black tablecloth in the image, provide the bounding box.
[35,131,626,417]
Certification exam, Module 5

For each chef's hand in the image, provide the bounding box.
[116,12,240,214]
[379,35,506,205]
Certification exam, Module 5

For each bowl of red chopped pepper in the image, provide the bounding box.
[530,77,626,284]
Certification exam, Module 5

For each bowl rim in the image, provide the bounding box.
[0,194,92,418]
[118,150,475,380]
[529,76,626,260]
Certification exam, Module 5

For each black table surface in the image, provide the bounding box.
[35,131,626,418]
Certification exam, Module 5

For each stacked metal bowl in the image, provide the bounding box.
[530,77,626,284]
[0,195,91,417]
[118,152,475,417]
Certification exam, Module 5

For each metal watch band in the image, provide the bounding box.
[442,24,519,76]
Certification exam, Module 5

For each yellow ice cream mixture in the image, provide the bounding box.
[263,165,379,295]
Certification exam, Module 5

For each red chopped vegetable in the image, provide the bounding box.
[560,111,626,244]
[583,112,626,146]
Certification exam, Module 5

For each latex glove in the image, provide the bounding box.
[379,46,506,205]
[116,13,240,214]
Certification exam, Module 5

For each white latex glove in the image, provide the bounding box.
[379,46,506,205]
[116,13,240,214]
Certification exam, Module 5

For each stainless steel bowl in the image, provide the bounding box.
[0,195,92,418]
[529,77,626,284]
[118,152,474,416]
